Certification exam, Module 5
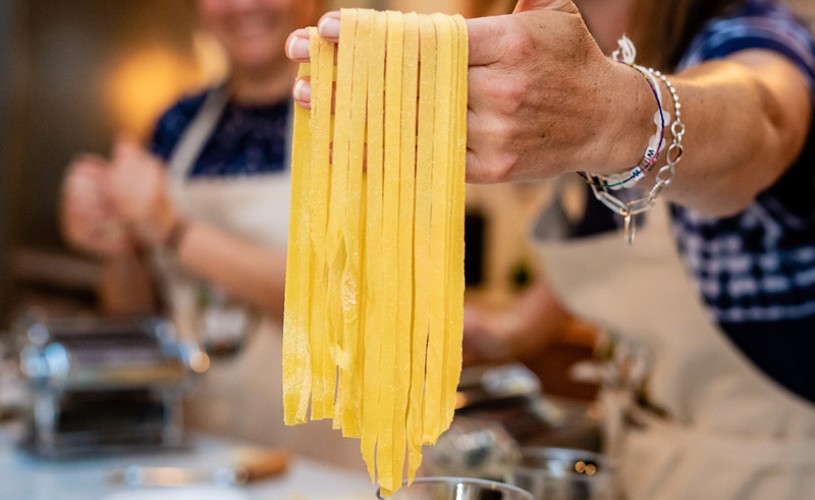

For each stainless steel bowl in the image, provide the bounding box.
[378,477,535,500]
[504,447,616,500]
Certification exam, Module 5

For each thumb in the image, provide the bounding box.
[513,0,578,14]
[111,134,143,163]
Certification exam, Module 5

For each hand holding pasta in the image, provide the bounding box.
[283,9,467,496]
[288,1,813,217]
[287,1,646,184]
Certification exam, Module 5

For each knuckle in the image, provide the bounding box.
[485,147,519,183]
[497,117,521,146]
[500,30,535,62]
[482,78,505,103]
[494,153,519,182]
[502,80,527,114]
[484,78,526,112]
[484,116,514,144]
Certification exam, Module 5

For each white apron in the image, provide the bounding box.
[159,88,364,468]
[534,199,815,500]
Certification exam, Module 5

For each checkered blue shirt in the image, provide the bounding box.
[671,0,815,400]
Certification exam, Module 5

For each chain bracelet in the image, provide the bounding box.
[581,58,686,244]
[589,37,670,192]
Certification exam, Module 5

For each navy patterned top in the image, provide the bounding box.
[670,0,815,402]
[149,89,291,177]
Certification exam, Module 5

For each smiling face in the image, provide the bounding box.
[197,0,318,74]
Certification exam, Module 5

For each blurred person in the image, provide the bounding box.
[288,0,815,496]
[60,0,363,467]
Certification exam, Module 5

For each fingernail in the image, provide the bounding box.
[287,35,309,60]
[293,79,311,103]
[318,16,341,39]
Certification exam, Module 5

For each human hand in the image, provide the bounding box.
[462,307,518,366]
[285,1,648,183]
[60,154,131,257]
[109,137,180,247]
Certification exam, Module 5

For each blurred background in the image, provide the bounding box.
[0,0,813,401]
[0,0,529,323]
[0,1,814,498]
[2,0,213,318]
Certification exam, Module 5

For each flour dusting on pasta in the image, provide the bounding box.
[283,9,467,495]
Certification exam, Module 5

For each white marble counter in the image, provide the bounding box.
[0,424,376,500]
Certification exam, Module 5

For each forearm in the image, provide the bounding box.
[606,52,812,217]
[174,220,287,317]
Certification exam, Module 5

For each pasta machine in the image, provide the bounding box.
[15,314,209,458]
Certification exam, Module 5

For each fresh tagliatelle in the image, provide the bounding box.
[283,8,467,496]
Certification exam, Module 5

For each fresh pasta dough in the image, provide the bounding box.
[283,9,468,496]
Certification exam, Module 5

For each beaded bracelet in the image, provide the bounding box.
[584,64,668,191]
[581,36,686,244]
[585,37,670,191]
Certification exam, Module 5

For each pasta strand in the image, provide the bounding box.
[284,10,467,494]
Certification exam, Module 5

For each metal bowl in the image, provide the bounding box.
[504,447,616,500]
[378,476,535,500]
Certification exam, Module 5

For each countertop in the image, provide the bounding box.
[0,423,376,500]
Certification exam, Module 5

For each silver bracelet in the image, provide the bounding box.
[594,51,670,191]
[581,38,686,244]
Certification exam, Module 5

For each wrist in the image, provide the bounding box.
[163,217,190,253]
[591,61,657,175]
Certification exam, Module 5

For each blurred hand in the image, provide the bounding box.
[60,154,131,257]
[462,307,518,366]
[285,1,641,183]
[109,137,180,246]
